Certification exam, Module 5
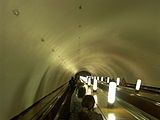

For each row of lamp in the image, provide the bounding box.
[80,76,142,106]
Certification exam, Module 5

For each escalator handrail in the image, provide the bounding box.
[11,81,69,119]
[126,83,160,94]
[31,86,68,120]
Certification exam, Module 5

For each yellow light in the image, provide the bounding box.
[84,84,88,90]
[93,77,97,91]
[91,76,94,80]
[86,87,92,95]
[107,77,110,83]
[108,82,116,104]
[88,77,91,86]
[135,79,141,91]
[116,77,120,86]
[101,77,103,81]
[80,76,88,83]
[93,95,98,108]
[108,113,116,120]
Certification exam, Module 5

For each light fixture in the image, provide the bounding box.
[93,77,97,92]
[101,77,103,81]
[108,81,116,104]
[80,76,88,83]
[116,77,120,86]
[108,113,116,120]
[107,77,110,83]
[97,76,99,81]
[93,95,98,108]
[86,87,91,95]
[88,77,91,87]
[135,79,141,91]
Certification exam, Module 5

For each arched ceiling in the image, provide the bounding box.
[0,0,160,119]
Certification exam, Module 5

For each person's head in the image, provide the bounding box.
[71,76,74,80]
[82,95,95,110]
[77,87,86,98]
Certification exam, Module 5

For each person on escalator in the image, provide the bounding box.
[80,95,103,120]
[70,87,86,114]
[70,95,103,120]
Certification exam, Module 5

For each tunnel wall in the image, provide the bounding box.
[1,0,160,120]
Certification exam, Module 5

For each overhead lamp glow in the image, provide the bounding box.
[101,77,103,81]
[108,81,116,104]
[108,113,116,120]
[93,77,97,92]
[80,76,88,83]
[93,95,98,108]
[88,77,91,87]
[107,77,110,83]
[135,79,141,91]
[116,78,120,86]
[79,76,83,82]
[86,87,92,95]
[91,76,94,80]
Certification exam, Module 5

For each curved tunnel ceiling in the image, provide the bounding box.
[0,0,160,119]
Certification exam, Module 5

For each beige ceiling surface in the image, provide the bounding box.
[0,0,160,119]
